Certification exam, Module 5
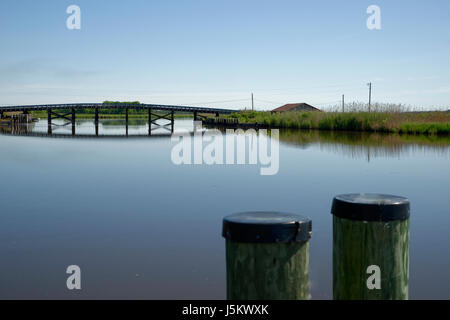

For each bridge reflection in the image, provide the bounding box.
[0,117,207,139]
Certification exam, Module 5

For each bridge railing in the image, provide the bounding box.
[0,103,238,114]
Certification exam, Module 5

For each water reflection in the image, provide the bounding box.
[0,118,182,137]
[2,121,449,160]
[279,130,450,160]
[0,118,449,299]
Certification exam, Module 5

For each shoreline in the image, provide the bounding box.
[212,111,450,135]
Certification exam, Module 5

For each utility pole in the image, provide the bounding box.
[342,94,345,113]
[367,82,372,112]
[251,93,254,111]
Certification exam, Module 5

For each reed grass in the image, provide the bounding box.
[227,109,450,135]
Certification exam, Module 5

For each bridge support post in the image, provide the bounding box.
[125,108,129,136]
[223,212,312,300]
[193,111,198,121]
[95,107,99,125]
[72,108,76,136]
[47,108,52,135]
[171,111,174,133]
[95,107,99,136]
[148,108,152,136]
[215,112,219,117]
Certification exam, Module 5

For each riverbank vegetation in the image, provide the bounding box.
[226,110,450,135]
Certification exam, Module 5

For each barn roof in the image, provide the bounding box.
[272,103,321,112]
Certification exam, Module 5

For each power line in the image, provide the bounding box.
[311,100,341,106]
[182,98,250,106]
[254,98,284,105]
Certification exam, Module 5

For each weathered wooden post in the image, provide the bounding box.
[71,108,76,136]
[95,107,99,124]
[331,193,410,300]
[222,211,312,300]
[148,108,152,136]
[95,107,99,136]
[47,108,52,135]
[125,108,129,136]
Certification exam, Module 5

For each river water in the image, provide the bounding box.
[0,119,449,299]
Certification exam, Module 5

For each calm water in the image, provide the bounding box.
[0,119,449,299]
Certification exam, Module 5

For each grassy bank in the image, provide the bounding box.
[225,111,450,135]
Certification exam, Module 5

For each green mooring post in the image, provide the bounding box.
[331,194,410,300]
[222,211,312,300]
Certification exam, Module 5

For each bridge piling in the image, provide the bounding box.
[47,108,52,135]
[171,111,174,133]
[95,107,99,125]
[125,108,129,136]
[95,107,99,136]
[71,108,76,136]
[148,108,152,136]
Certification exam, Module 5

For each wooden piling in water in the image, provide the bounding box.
[222,211,312,300]
[72,108,76,136]
[126,108,129,136]
[331,193,410,300]
[47,108,52,135]
[148,108,152,136]
[95,107,99,124]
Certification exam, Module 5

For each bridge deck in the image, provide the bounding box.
[0,103,237,114]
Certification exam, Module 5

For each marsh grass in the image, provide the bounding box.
[226,108,450,135]
[327,101,413,113]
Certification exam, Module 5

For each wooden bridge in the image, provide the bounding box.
[0,103,237,136]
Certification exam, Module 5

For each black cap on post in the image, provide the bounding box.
[331,193,410,222]
[222,211,312,243]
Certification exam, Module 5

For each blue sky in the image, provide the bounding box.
[0,0,449,110]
